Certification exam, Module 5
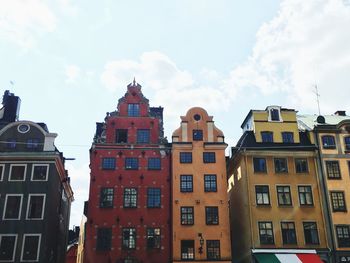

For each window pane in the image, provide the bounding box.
[96,228,112,251]
[100,188,114,208]
[125,158,138,170]
[0,236,16,261]
[206,207,219,225]
[102,158,116,170]
[180,152,192,163]
[261,132,273,142]
[274,158,288,173]
[27,195,44,219]
[180,175,193,192]
[5,195,22,219]
[203,152,216,163]
[181,207,194,225]
[322,135,336,149]
[295,158,308,173]
[22,235,40,261]
[193,130,203,141]
[326,161,341,179]
[137,129,150,143]
[181,240,194,260]
[128,104,139,117]
[32,165,48,180]
[147,228,161,249]
[282,132,294,143]
[122,228,136,249]
[147,188,161,208]
[148,158,161,170]
[253,158,267,173]
[204,174,217,192]
[206,240,220,260]
[116,129,128,143]
[10,165,25,180]
[303,222,319,244]
[124,188,137,208]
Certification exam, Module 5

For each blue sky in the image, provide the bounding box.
[1,0,350,227]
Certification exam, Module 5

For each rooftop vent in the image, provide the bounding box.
[334,110,346,116]
[316,115,326,124]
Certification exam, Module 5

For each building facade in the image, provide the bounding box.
[171,107,232,262]
[298,112,350,262]
[227,106,329,263]
[84,81,171,263]
[0,90,74,263]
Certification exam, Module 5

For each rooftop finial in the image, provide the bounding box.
[133,77,136,86]
[313,84,321,115]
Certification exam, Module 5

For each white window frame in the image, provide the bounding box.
[0,164,4,181]
[3,194,23,220]
[0,234,18,262]
[9,164,27,182]
[267,106,283,122]
[26,194,46,220]
[20,234,41,262]
[30,164,49,182]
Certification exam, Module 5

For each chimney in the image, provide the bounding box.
[334,110,346,116]
[0,90,21,123]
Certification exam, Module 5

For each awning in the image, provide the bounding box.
[254,253,323,263]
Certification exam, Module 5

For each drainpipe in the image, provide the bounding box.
[314,131,336,263]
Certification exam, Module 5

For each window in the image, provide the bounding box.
[261,131,273,142]
[258,222,274,244]
[303,222,319,244]
[0,235,17,261]
[96,228,112,251]
[26,138,40,149]
[146,228,161,249]
[277,186,292,206]
[124,188,137,208]
[204,174,217,192]
[180,152,192,163]
[253,158,267,173]
[3,194,22,220]
[336,225,350,247]
[281,222,297,244]
[181,240,194,260]
[206,240,220,260]
[125,158,138,170]
[116,129,128,143]
[331,191,347,212]
[31,164,48,181]
[137,129,150,143]
[322,135,336,149]
[298,186,313,206]
[21,234,41,261]
[127,104,139,117]
[122,228,136,249]
[282,132,294,143]
[255,185,270,205]
[345,137,350,150]
[270,108,280,121]
[181,207,194,225]
[148,158,161,170]
[205,207,219,225]
[295,158,308,173]
[274,158,288,173]
[6,138,16,149]
[100,188,114,208]
[147,188,161,208]
[326,161,341,179]
[9,164,26,181]
[102,157,116,170]
[180,175,193,192]
[26,194,45,219]
[193,130,203,141]
[0,164,4,181]
[203,152,216,163]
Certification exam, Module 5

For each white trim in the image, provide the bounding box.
[252,249,317,254]
[3,194,23,220]
[0,164,4,181]
[9,164,27,181]
[297,184,314,206]
[0,234,18,262]
[30,164,49,181]
[20,234,41,262]
[17,124,30,134]
[25,194,46,220]
[267,106,283,122]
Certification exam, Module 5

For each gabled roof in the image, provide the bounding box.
[297,114,350,131]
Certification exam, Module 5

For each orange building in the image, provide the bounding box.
[171,107,232,262]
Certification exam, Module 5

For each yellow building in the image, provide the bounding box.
[171,107,232,262]
[228,106,330,263]
[298,111,350,262]
[76,216,86,263]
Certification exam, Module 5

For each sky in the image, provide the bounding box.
[1,0,350,228]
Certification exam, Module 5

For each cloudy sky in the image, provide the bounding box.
[1,0,350,228]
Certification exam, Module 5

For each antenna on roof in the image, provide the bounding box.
[10,80,14,88]
[313,84,321,115]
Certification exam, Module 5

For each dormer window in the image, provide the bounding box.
[261,131,273,143]
[282,132,294,143]
[322,135,336,149]
[267,107,282,122]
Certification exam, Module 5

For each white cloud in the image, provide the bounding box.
[65,65,81,83]
[228,0,350,113]
[101,51,232,132]
[0,0,57,48]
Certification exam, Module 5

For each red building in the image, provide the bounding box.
[84,81,171,263]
